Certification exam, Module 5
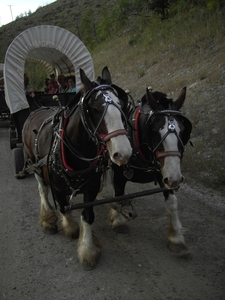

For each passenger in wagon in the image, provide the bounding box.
[48,78,59,94]
[57,74,67,93]
[66,76,76,93]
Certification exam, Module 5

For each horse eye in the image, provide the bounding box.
[152,127,159,133]
[92,107,99,114]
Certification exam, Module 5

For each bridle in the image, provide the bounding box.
[79,84,129,145]
[146,109,185,159]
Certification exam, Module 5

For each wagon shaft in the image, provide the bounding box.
[64,187,168,211]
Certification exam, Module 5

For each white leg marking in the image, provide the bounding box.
[77,216,101,267]
[165,193,185,245]
[109,208,127,229]
[35,173,58,231]
[59,212,79,239]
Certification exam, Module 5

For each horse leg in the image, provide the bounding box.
[164,190,187,253]
[54,191,79,239]
[108,168,129,233]
[78,214,102,269]
[108,207,129,233]
[59,210,79,239]
[77,184,102,269]
[35,173,58,233]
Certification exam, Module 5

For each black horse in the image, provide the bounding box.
[22,67,132,268]
[110,87,192,253]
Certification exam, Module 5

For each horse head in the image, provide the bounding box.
[143,87,192,189]
[79,67,132,166]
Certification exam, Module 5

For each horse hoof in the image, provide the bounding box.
[178,249,192,259]
[46,226,58,235]
[82,262,96,271]
[168,241,191,258]
[113,224,130,234]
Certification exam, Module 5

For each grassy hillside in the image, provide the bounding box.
[0,1,225,193]
[92,7,225,193]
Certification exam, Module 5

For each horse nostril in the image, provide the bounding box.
[113,152,120,160]
[163,177,169,184]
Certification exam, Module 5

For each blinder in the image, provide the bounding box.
[177,115,192,146]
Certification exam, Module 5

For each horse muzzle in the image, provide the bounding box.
[163,175,184,189]
[107,137,132,166]
[112,151,132,166]
[102,129,132,166]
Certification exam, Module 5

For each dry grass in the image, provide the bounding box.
[93,8,225,193]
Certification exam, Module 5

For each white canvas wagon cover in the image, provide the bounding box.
[4,25,95,114]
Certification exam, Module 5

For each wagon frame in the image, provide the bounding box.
[4,25,95,177]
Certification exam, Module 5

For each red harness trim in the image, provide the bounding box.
[60,118,74,172]
[60,117,102,171]
[134,108,145,158]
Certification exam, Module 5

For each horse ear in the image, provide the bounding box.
[174,87,186,110]
[102,66,112,85]
[80,68,93,92]
[146,88,158,110]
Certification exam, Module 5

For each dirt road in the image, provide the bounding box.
[0,126,225,300]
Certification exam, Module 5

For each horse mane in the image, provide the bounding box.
[66,90,83,109]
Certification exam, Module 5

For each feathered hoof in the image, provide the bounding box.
[78,245,102,270]
[59,213,80,239]
[168,241,191,258]
[108,208,128,232]
[39,210,58,234]
[78,233,102,270]
[81,256,100,271]
[63,226,80,240]
[39,220,58,234]
[113,224,130,234]
[46,226,58,235]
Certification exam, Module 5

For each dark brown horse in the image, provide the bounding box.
[22,67,132,268]
[110,87,192,253]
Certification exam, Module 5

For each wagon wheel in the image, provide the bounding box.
[12,147,26,179]
[9,128,17,149]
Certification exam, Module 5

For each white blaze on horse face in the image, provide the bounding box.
[160,117,183,189]
[103,91,132,166]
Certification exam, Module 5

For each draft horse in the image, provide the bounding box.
[22,67,132,268]
[110,87,192,253]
